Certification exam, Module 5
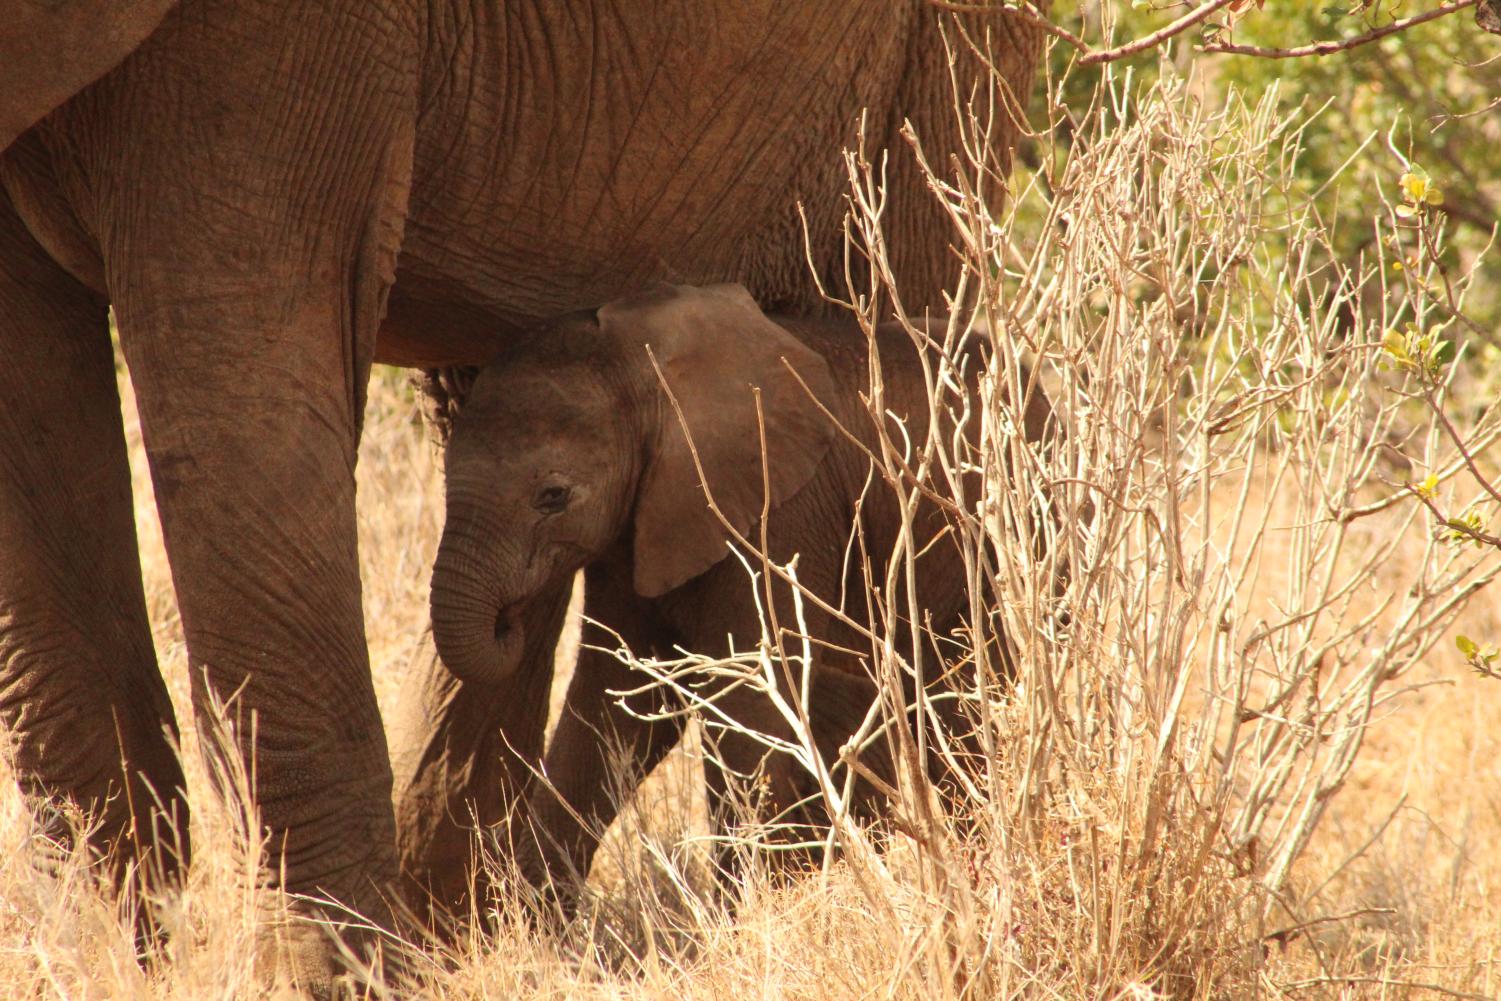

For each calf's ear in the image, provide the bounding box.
[596,284,837,598]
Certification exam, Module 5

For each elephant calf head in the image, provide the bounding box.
[430,283,837,685]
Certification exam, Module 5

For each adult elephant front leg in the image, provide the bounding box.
[71,3,420,983]
[116,242,404,971]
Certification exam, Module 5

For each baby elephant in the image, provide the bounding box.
[430,283,1052,906]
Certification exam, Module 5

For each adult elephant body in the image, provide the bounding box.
[0,0,1038,952]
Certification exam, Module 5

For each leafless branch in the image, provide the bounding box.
[925,0,1090,52]
[1082,0,1241,65]
[1204,0,1478,58]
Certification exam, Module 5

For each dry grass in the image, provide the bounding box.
[2,45,1500,1001]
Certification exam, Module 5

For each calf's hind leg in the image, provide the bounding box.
[703,663,893,890]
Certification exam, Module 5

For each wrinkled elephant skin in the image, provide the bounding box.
[0,0,1042,967]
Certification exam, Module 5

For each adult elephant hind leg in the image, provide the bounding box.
[0,188,188,892]
[124,286,400,914]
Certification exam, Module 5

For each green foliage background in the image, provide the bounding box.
[1032,1,1501,334]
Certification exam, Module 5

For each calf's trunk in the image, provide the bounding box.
[429,524,526,685]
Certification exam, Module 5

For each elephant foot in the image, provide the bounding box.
[257,905,407,1000]
[261,917,340,998]
[509,818,594,931]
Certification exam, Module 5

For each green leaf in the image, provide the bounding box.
[1457,634,1478,657]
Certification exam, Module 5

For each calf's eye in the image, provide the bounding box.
[533,484,572,515]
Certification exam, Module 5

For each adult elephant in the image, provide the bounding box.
[0,0,1039,961]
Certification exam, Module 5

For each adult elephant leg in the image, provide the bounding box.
[393,580,571,929]
[79,5,419,981]
[115,264,402,979]
[119,282,398,878]
[0,187,187,888]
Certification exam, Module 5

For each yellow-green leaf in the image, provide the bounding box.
[1381,329,1409,361]
[1400,168,1431,204]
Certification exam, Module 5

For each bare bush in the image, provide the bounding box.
[601,46,1500,1000]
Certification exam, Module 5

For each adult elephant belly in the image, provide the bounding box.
[375,0,911,367]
